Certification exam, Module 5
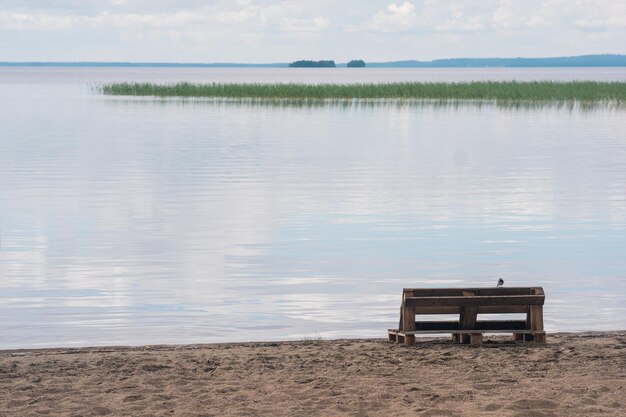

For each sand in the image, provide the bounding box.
[1,332,624,417]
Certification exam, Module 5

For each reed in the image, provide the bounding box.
[100,81,626,102]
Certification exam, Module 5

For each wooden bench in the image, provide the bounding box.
[388,287,546,347]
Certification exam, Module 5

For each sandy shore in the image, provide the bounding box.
[1,332,624,417]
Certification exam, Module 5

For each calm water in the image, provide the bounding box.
[1,68,625,349]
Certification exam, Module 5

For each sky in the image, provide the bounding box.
[0,0,624,62]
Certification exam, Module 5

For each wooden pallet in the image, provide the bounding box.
[389,287,546,347]
[388,329,546,347]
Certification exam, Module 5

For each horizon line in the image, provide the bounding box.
[1,54,626,68]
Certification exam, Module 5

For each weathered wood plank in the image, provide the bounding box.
[477,305,530,314]
[413,305,530,314]
[530,305,544,331]
[406,295,544,308]
[394,329,544,335]
[402,304,416,346]
[414,320,527,331]
[470,333,483,347]
[460,291,477,344]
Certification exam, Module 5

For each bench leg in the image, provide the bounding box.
[529,305,544,340]
[460,304,477,346]
[516,333,533,342]
[534,332,546,344]
[402,305,416,347]
[470,333,483,347]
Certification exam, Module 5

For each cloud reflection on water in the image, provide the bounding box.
[1,89,625,348]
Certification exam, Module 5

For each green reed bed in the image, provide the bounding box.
[100,81,626,102]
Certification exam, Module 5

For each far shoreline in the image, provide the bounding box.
[3,53,626,68]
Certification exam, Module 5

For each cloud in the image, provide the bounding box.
[355,1,492,33]
[574,17,626,31]
[492,0,626,32]
[370,2,417,31]
[491,0,522,29]
[435,15,485,32]
[355,0,626,35]
[0,10,205,31]
[281,17,330,32]
[0,11,74,30]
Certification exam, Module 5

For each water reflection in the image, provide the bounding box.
[104,95,625,112]
[1,73,625,348]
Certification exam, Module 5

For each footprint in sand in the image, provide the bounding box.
[509,399,559,417]
[513,412,556,417]
[473,383,500,391]
[484,403,501,411]
[419,409,460,417]
[123,394,144,402]
[92,406,113,415]
[513,399,558,410]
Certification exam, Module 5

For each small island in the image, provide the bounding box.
[289,60,336,68]
[347,60,366,68]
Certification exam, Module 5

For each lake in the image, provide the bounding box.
[0,67,625,349]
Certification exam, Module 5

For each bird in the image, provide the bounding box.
[497,278,504,288]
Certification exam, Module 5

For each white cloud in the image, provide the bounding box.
[0,11,75,30]
[359,1,491,33]
[491,0,565,30]
[491,0,521,29]
[435,15,485,32]
[370,2,418,31]
[574,17,626,31]
[281,17,330,32]
[0,10,210,30]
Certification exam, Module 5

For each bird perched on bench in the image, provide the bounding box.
[497,278,504,288]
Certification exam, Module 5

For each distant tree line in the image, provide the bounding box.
[347,60,366,68]
[289,60,336,68]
